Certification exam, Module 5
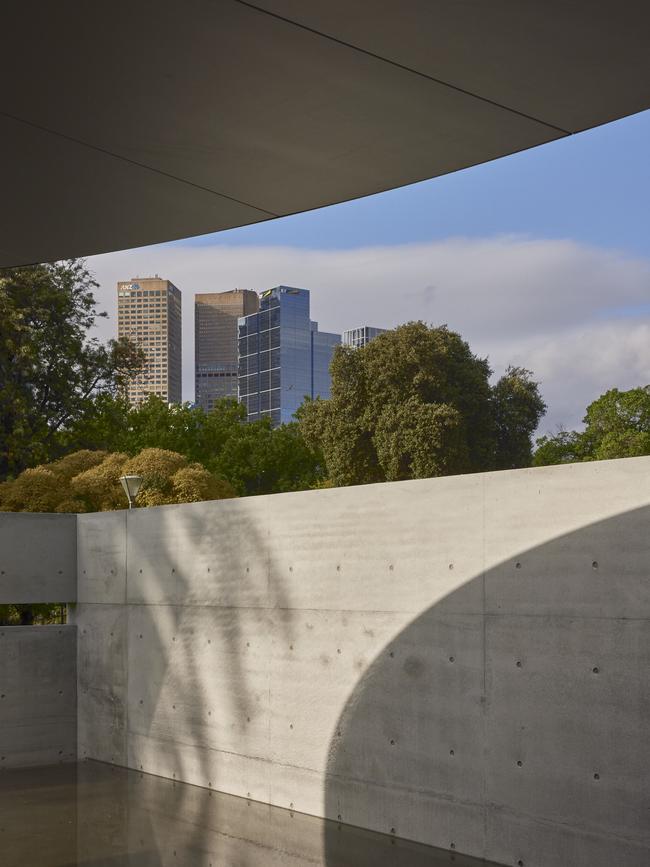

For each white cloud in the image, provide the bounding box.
[487,321,650,432]
[86,236,650,433]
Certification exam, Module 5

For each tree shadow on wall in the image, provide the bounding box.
[129,494,295,861]
[78,494,295,866]
[324,506,650,867]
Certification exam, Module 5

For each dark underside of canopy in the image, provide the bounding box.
[2,1,649,266]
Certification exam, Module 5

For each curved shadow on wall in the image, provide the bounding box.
[324,506,649,867]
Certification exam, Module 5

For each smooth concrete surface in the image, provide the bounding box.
[0,512,76,604]
[72,456,650,867]
[3,2,650,265]
[0,626,77,768]
[1,761,492,867]
[75,513,128,765]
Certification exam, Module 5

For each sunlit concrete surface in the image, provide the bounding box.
[0,761,495,867]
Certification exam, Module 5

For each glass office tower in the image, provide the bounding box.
[238,286,340,425]
[342,325,387,348]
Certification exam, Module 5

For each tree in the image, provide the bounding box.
[64,394,247,465]
[61,395,326,495]
[298,322,546,486]
[532,429,585,466]
[492,366,548,470]
[372,397,468,480]
[0,601,66,627]
[212,415,326,496]
[0,261,144,480]
[534,386,650,466]
[0,447,237,514]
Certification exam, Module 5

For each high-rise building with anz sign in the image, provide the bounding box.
[117,276,182,405]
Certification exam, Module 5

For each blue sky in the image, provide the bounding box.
[90,110,650,430]
[169,110,650,257]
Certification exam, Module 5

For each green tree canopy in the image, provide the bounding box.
[297,322,546,486]
[534,386,650,466]
[60,395,326,496]
[492,364,548,470]
[0,261,143,479]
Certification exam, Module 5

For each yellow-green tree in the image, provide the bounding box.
[0,448,236,513]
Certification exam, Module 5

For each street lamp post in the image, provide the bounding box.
[119,474,143,509]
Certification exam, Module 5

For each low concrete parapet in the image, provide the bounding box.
[0,512,76,604]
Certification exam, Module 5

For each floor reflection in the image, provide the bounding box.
[1,761,492,866]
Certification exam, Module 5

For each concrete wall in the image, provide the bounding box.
[0,512,76,603]
[0,512,77,769]
[72,458,650,867]
[0,625,77,768]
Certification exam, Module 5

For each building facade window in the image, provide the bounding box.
[194,289,259,412]
[238,286,340,426]
[342,325,387,349]
[116,277,182,406]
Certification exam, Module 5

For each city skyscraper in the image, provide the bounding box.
[238,286,340,425]
[195,289,259,411]
[342,326,387,348]
[117,276,182,405]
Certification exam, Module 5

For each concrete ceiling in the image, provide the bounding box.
[2,1,649,267]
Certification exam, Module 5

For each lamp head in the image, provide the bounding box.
[120,474,143,505]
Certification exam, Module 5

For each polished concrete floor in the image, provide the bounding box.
[0,761,497,866]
